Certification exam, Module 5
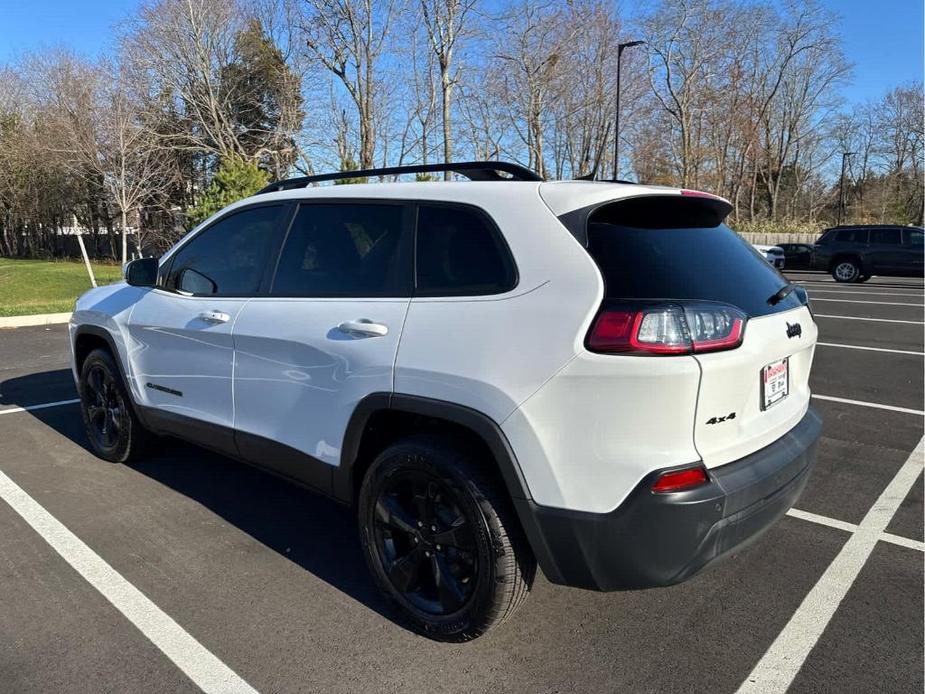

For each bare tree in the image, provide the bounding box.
[300,0,401,169]
[418,0,477,177]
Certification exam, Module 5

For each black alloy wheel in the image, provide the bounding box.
[359,435,534,641]
[373,470,478,616]
[84,364,126,452]
[79,348,150,463]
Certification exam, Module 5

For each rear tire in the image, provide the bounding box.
[832,259,861,283]
[78,348,151,463]
[358,435,535,641]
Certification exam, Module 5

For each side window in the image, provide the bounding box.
[905,229,923,247]
[271,203,410,297]
[415,204,516,296]
[166,205,284,296]
[836,228,869,244]
[870,228,901,245]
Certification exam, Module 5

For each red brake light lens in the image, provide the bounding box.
[651,466,709,493]
[588,303,746,355]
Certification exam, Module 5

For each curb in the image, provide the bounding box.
[0,312,73,329]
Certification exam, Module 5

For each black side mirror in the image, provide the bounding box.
[125,257,159,287]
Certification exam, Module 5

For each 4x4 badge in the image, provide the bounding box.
[786,322,802,339]
[706,412,736,425]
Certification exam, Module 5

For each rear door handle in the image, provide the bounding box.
[336,319,389,337]
[199,310,230,324]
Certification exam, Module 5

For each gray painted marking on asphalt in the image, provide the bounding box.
[787,509,924,552]
[738,436,925,693]
[810,298,924,307]
[814,314,924,325]
[816,342,925,356]
[0,398,80,415]
[0,469,260,694]
[812,394,925,416]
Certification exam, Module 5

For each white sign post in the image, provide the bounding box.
[75,232,97,288]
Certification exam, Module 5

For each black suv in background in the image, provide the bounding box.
[777,243,815,270]
[813,225,924,282]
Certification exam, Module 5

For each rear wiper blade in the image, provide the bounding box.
[768,283,796,306]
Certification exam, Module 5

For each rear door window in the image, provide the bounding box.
[415,204,516,296]
[904,229,923,246]
[271,203,411,297]
[836,228,869,243]
[583,198,800,317]
[870,228,902,245]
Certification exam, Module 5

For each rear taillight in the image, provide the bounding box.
[587,302,746,355]
[651,465,709,493]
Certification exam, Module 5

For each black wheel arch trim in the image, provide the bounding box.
[336,393,532,504]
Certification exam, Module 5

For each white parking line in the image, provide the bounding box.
[812,394,925,416]
[0,398,80,415]
[786,508,925,552]
[809,298,924,307]
[0,469,260,694]
[814,314,924,325]
[786,508,857,533]
[816,342,924,356]
[805,288,924,298]
[738,436,925,694]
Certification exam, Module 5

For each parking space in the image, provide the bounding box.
[0,270,922,693]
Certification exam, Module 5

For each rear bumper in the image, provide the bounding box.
[515,406,822,591]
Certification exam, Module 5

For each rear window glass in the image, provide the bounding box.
[585,203,799,317]
[870,228,901,244]
[836,228,869,243]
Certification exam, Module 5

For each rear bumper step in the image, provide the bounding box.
[515,406,822,591]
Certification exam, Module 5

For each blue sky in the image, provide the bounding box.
[0,0,921,107]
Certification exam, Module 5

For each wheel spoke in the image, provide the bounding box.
[375,495,418,535]
[431,553,466,613]
[432,518,473,550]
[87,368,104,402]
[103,410,115,445]
[412,481,436,524]
[109,406,123,433]
[86,404,105,424]
[388,547,423,593]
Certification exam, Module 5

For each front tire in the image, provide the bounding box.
[832,259,861,283]
[358,435,535,641]
[78,348,150,463]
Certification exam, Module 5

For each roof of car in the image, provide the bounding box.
[247,179,714,217]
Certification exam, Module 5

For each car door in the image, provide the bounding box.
[901,228,924,276]
[231,200,413,492]
[126,203,287,452]
[866,227,905,274]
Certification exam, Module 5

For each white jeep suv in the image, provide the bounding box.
[69,161,821,641]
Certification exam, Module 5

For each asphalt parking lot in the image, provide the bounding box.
[0,271,922,694]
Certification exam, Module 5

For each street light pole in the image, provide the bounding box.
[613,40,645,180]
[837,151,854,226]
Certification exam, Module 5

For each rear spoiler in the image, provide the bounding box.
[556,193,734,246]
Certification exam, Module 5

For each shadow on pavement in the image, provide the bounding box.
[0,368,397,626]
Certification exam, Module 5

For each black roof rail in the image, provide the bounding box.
[256,160,543,194]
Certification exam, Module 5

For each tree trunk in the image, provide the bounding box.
[121,208,128,265]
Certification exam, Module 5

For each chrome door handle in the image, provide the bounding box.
[336,319,389,337]
[199,310,230,324]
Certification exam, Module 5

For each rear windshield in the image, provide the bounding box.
[584,199,801,317]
